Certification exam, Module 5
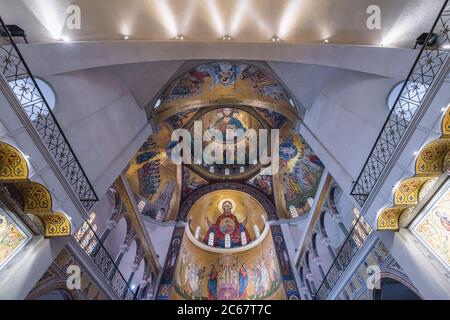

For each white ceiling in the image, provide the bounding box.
[0,0,445,47]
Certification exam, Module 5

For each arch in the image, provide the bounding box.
[103,215,128,259]
[26,280,81,300]
[0,141,28,181]
[304,251,318,293]
[327,182,340,215]
[415,139,450,176]
[318,210,329,239]
[394,177,434,207]
[150,61,298,122]
[377,105,450,231]
[0,141,71,237]
[177,182,277,222]
[118,239,138,280]
[370,274,422,300]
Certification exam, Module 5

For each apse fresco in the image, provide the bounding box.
[0,208,27,268]
[413,187,450,269]
[187,190,266,248]
[126,123,180,221]
[182,167,208,197]
[171,231,285,300]
[278,124,324,216]
[247,174,273,196]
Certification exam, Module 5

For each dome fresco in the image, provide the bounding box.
[125,61,324,223]
[153,62,298,123]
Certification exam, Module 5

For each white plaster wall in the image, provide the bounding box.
[301,72,402,195]
[40,67,149,195]
[144,222,175,267]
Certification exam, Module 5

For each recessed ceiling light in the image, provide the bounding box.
[221,35,232,41]
[175,34,184,41]
[271,35,281,42]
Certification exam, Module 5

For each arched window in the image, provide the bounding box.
[387,81,429,119]
[74,212,98,254]
[8,77,56,121]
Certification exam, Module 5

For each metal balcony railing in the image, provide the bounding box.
[0,17,98,211]
[351,1,450,207]
[313,215,372,300]
[313,3,450,299]
[74,221,136,300]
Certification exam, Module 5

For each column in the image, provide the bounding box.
[122,263,139,298]
[92,219,116,256]
[108,243,129,280]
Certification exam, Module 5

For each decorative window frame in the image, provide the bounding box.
[410,179,450,272]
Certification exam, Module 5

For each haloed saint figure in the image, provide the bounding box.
[203,199,251,248]
[213,108,246,141]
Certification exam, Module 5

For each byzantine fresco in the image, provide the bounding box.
[200,107,262,143]
[247,174,273,196]
[187,190,266,249]
[182,167,208,197]
[126,123,180,221]
[254,107,287,129]
[162,62,289,103]
[171,230,285,300]
[413,187,450,269]
[0,208,27,268]
[278,124,324,217]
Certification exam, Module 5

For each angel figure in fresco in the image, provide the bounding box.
[203,199,251,248]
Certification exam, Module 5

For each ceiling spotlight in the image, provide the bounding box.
[60,35,71,42]
[414,32,438,49]
[0,25,28,43]
[271,35,281,42]
[123,35,129,40]
[175,34,184,41]
[324,39,329,43]
[221,35,232,41]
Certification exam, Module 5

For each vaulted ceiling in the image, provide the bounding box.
[0,0,445,48]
